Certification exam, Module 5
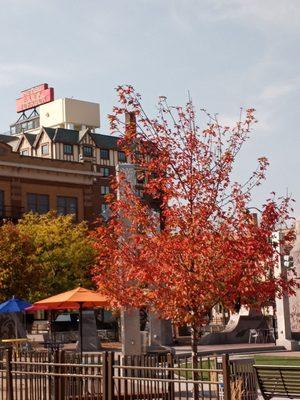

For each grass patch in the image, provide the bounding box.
[178,355,300,380]
[254,355,300,366]
[177,360,217,380]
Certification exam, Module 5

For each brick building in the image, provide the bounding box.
[0,85,126,223]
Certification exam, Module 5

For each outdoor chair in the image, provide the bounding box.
[264,328,275,343]
[248,329,260,343]
[21,341,33,352]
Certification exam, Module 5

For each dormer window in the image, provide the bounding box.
[21,149,29,156]
[83,145,93,157]
[41,144,49,155]
[64,144,73,155]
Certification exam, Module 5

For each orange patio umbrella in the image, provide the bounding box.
[31,287,109,356]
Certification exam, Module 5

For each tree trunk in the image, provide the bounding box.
[191,326,200,400]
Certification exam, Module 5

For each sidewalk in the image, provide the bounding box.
[57,341,300,358]
[171,342,289,356]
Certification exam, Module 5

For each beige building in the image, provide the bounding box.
[39,98,100,131]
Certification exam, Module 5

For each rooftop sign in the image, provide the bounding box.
[16,83,54,113]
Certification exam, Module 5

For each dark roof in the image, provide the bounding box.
[0,134,19,143]
[53,128,79,144]
[91,133,120,150]
[24,133,36,146]
[43,127,56,140]
[41,127,121,149]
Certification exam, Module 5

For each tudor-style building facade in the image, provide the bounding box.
[15,127,126,167]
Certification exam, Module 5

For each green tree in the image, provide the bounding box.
[0,212,96,302]
[0,222,40,301]
[18,212,96,299]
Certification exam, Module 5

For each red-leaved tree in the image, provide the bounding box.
[92,85,296,356]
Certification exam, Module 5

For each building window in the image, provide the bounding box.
[101,203,109,213]
[64,144,73,155]
[21,149,29,156]
[100,186,110,195]
[101,203,110,220]
[100,167,110,177]
[0,190,4,217]
[27,193,49,214]
[100,149,109,160]
[83,145,93,157]
[57,196,78,217]
[118,151,126,162]
[27,120,34,130]
[136,188,144,198]
[41,144,49,155]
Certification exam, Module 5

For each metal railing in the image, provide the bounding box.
[112,353,228,400]
[5,349,104,400]
[0,349,257,400]
[0,349,6,400]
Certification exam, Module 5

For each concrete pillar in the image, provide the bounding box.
[121,309,142,355]
[117,164,141,355]
[289,220,300,335]
[275,291,296,349]
[273,231,300,350]
[117,164,173,353]
[116,163,137,199]
[149,313,173,348]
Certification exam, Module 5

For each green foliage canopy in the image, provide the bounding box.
[0,212,96,302]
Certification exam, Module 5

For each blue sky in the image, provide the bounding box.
[0,0,299,215]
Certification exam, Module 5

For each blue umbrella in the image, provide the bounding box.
[0,297,32,339]
[0,296,31,313]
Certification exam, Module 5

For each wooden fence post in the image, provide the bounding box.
[6,348,13,400]
[59,350,66,400]
[107,352,114,400]
[47,349,52,399]
[222,354,231,400]
[102,352,108,400]
[167,353,175,400]
[53,350,60,400]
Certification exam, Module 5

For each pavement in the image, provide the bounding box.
[100,342,300,358]
[37,340,300,357]
[171,342,289,356]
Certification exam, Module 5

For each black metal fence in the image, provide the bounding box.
[112,353,229,400]
[0,349,257,400]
